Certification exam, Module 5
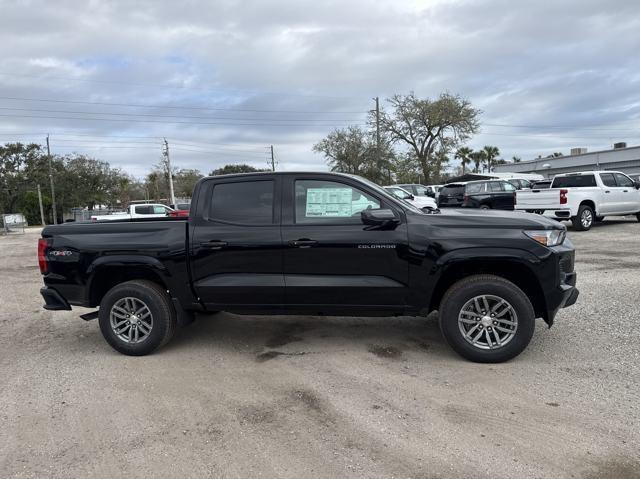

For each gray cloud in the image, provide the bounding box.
[0,0,639,177]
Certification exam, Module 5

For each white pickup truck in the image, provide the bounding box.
[515,171,640,231]
[90,204,174,222]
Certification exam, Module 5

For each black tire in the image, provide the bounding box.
[636,212,640,222]
[438,275,535,363]
[98,280,177,356]
[571,204,594,231]
[479,204,491,210]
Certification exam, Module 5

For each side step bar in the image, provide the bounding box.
[80,311,99,321]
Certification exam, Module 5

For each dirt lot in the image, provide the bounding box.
[1,219,639,478]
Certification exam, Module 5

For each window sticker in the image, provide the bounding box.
[305,187,378,217]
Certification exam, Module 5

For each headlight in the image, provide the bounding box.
[523,229,566,246]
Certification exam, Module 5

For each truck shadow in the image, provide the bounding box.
[165,311,454,360]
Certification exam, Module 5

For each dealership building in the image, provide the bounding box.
[493,143,640,178]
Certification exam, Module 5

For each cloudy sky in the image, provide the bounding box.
[1,0,639,177]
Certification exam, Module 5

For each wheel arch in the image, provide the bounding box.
[579,199,596,214]
[87,256,170,307]
[429,257,548,323]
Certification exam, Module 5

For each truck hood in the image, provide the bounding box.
[419,208,565,230]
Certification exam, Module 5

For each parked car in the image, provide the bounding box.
[507,178,534,190]
[396,183,433,197]
[383,186,437,210]
[438,180,517,210]
[168,202,191,217]
[39,171,578,363]
[91,204,174,222]
[426,184,443,199]
[515,171,640,231]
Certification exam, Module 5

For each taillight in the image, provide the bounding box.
[560,189,568,205]
[38,238,51,274]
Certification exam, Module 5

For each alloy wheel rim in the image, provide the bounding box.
[581,209,593,227]
[458,294,518,350]
[109,297,153,343]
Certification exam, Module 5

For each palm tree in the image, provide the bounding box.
[469,151,484,173]
[482,145,500,172]
[455,146,473,174]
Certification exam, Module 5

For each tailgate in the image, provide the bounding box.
[515,189,560,209]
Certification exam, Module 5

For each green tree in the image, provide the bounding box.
[209,164,268,176]
[0,142,43,214]
[455,146,473,174]
[482,145,500,172]
[173,169,204,198]
[379,92,480,183]
[313,126,393,184]
[469,151,484,173]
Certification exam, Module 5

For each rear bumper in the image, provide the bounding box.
[40,287,72,311]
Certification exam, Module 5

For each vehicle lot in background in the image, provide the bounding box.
[396,183,432,197]
[2,222,638,478]
[515,171,640,230]
[437,180,516,209]
[383,185,437,210]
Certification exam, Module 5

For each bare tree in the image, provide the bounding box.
[378,93,480,182]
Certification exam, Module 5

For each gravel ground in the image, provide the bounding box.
[1,219,639,478]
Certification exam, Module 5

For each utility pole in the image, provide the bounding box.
[374,96,381,167]
[46,135,57,224]
[37,184,45,226]
[163,138,176,206]
[270,145,276,171]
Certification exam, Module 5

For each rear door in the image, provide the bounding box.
[280,175,410,310]
[190,176,284,309]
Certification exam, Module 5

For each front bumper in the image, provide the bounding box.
[545,271,579,326]
[40,287,72,311]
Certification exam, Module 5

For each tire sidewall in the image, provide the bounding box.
[98,282,170,356]
[439,277,535,363]
[573,205,593,231]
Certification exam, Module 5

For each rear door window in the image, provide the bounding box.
[488,181,503,192]
[211,180,274,225]
[135,205,153,215]
[552,175,597,188]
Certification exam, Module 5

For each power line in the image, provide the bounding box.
[0,95,366,114]
[0,106,364,122]
[0,113,368,128]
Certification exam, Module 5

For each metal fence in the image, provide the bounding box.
[1,213,27,234]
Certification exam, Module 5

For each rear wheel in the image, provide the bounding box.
[439,275,535,363]
[571,204,594,231]
[479,204,491,210]
[98,280,177,356]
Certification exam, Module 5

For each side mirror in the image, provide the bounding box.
[635,180,640,189]
[427,191,435,198]
[407,193,415,200]
[361,208,399,227]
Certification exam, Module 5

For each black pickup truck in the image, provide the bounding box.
[39,172,578,362]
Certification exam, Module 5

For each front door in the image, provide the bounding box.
[613,173,640,214]
[190,177,284,310]
[280,175,410,312]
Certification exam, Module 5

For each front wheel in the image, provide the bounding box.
[439,275,535,363]
[571,205,594,231]
[98,280,177,356]
[636,212,640,222]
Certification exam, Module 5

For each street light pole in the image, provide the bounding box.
[46,135,57,224]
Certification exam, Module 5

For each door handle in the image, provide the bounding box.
[200,240,228,250]
[289,239,318,248]
[623,190,629,193]
[604,191,610,193]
